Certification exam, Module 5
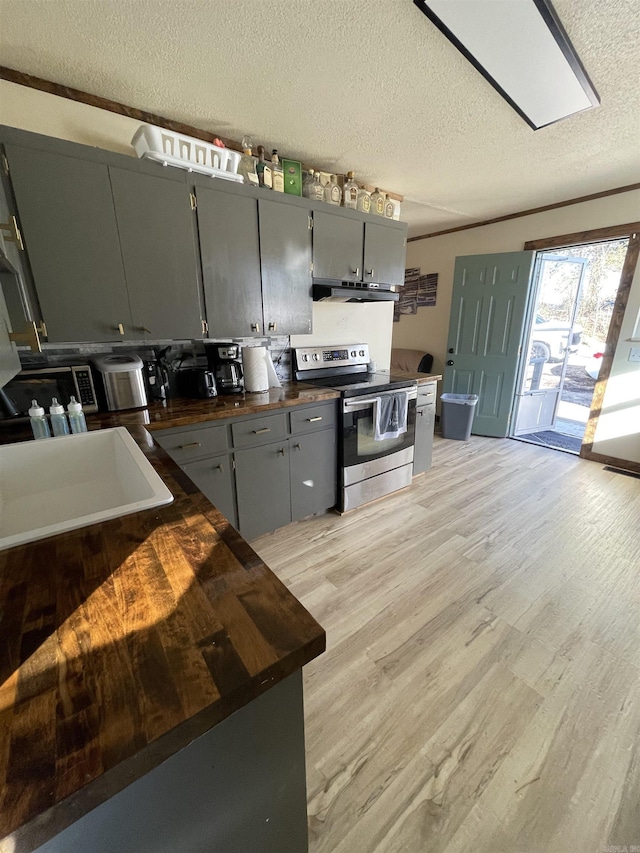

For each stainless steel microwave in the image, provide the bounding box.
[1,365,99,421]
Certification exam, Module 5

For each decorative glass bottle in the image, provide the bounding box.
[324,174,342,206]
[302,169,316,198]
[384,194,395,218]
[343,171,358,209]
[312,171,325,200]
[370,187,386,216]
[271,149,285,192]
[237,135,259,186]
[256,145,273,189]
[356,186,371,213]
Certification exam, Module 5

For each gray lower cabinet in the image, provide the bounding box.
[290,428,337,522]
[258,198,312,335]
[4,144,131,342]
[196,185,263,338]
[180,455,237,528]
[235,441,292,541]
[109,168,203,340]
[413,382,437,475]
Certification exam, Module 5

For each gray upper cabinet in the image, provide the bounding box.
[109,168,203,340]
[259,199,312,336]
[363,220,407,287]
[0,281,20,388]
[312,210,363,282]
[5,144,131,342]
[196,186,263,338]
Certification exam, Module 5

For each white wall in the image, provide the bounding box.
[395,191,640,463]
[0,80,395,365]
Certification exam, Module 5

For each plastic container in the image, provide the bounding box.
[131,125,243,183]
[49,397,70,437]
[440,393,479,441]
[67,396,87,434]
[29,399,51,440]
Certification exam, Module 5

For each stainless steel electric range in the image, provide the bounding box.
[294,344,417,511]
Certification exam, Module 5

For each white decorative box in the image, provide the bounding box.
[131,125,243,183]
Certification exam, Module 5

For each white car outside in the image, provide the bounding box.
[531,314,583,361]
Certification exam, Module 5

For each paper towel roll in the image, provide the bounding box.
[242,346,269,392]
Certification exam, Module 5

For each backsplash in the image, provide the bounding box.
[18,336,293,382]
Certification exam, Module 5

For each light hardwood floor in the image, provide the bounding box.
[252,434,640,853]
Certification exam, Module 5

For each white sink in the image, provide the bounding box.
[0,427,173,551]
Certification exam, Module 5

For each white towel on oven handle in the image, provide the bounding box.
[374,391,409,441]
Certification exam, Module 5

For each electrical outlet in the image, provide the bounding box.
[629,347,640,363]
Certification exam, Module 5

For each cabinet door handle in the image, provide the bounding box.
[140,326,152,334]
[278,447,285,455]
[293,443,301,451]
[178,441,201,449]
[214,463,223,471]
[268,321,277,332]
[114,323,125,336]
[365,269,374,277]
[251,322,261,333]
[253,427,271,435]
[350,267,360,277]
[306,416,323,422]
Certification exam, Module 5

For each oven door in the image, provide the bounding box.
[342,389,416,484]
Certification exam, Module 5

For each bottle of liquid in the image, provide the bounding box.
[256,146,272,189]
[29,399,51,440]
[384,194,395,218]
[49,397,70,436]
[324,174,342,206]
[312,171,325,200]
[271,150,285,192]
[302,169,316,198]
[371,188,386,216]
[356,186,371,213]
[343,171,358,209]
[238,135,259,186]
[67,396,87,434]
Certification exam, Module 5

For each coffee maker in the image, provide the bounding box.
[205,342,244,394]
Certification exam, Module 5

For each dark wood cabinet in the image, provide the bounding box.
[258,199,312,336]
[196,185,263,338]
[5,144,131,342]
[109,168,203,340]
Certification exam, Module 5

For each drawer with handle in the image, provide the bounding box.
[231,412,287,448]
[290,402,337,435]
[153,423,228,463]
[417,382,437,405]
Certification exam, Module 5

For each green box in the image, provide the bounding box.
[282,159,302,196]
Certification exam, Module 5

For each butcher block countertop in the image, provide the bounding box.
[0,384,331,852]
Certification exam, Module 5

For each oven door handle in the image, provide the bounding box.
[343,388,417,410]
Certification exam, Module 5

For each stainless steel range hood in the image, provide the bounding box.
[312,283,399,302]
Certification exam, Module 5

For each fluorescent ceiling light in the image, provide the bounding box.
[413,0,600,130]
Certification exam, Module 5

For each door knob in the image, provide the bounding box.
[447,360,454,366]
[448,348,454,354]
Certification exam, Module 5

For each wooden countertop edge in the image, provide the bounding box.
[1,414,327,851]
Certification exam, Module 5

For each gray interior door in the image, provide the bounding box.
[363,221,406,286]
[196,187,263,337]
[443,251,535,437]
[5,145,131,342]
[259,199,312,336]
[109,167,203,340]
[513,254,588,435]
[312,210,363,281]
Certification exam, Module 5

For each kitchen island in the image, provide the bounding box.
[0,384,337,853]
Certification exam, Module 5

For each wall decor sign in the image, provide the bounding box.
[394,268,438,321]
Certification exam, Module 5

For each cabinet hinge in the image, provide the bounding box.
[201,319,208,336]
[308,215,313,230]
[2,154,9,176]
[190,192,197,210]
[232,459,236,471]
[310,261,314,274]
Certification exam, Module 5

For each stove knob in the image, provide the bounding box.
[351,350,356,357]
[359,349,365,357]
[301,354,309,362]
[312,353,320,361]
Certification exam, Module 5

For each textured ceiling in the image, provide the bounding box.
[0,0,639,236]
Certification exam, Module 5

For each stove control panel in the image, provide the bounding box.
[295,344,370,371]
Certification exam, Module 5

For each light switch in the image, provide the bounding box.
[629,347,640,363]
